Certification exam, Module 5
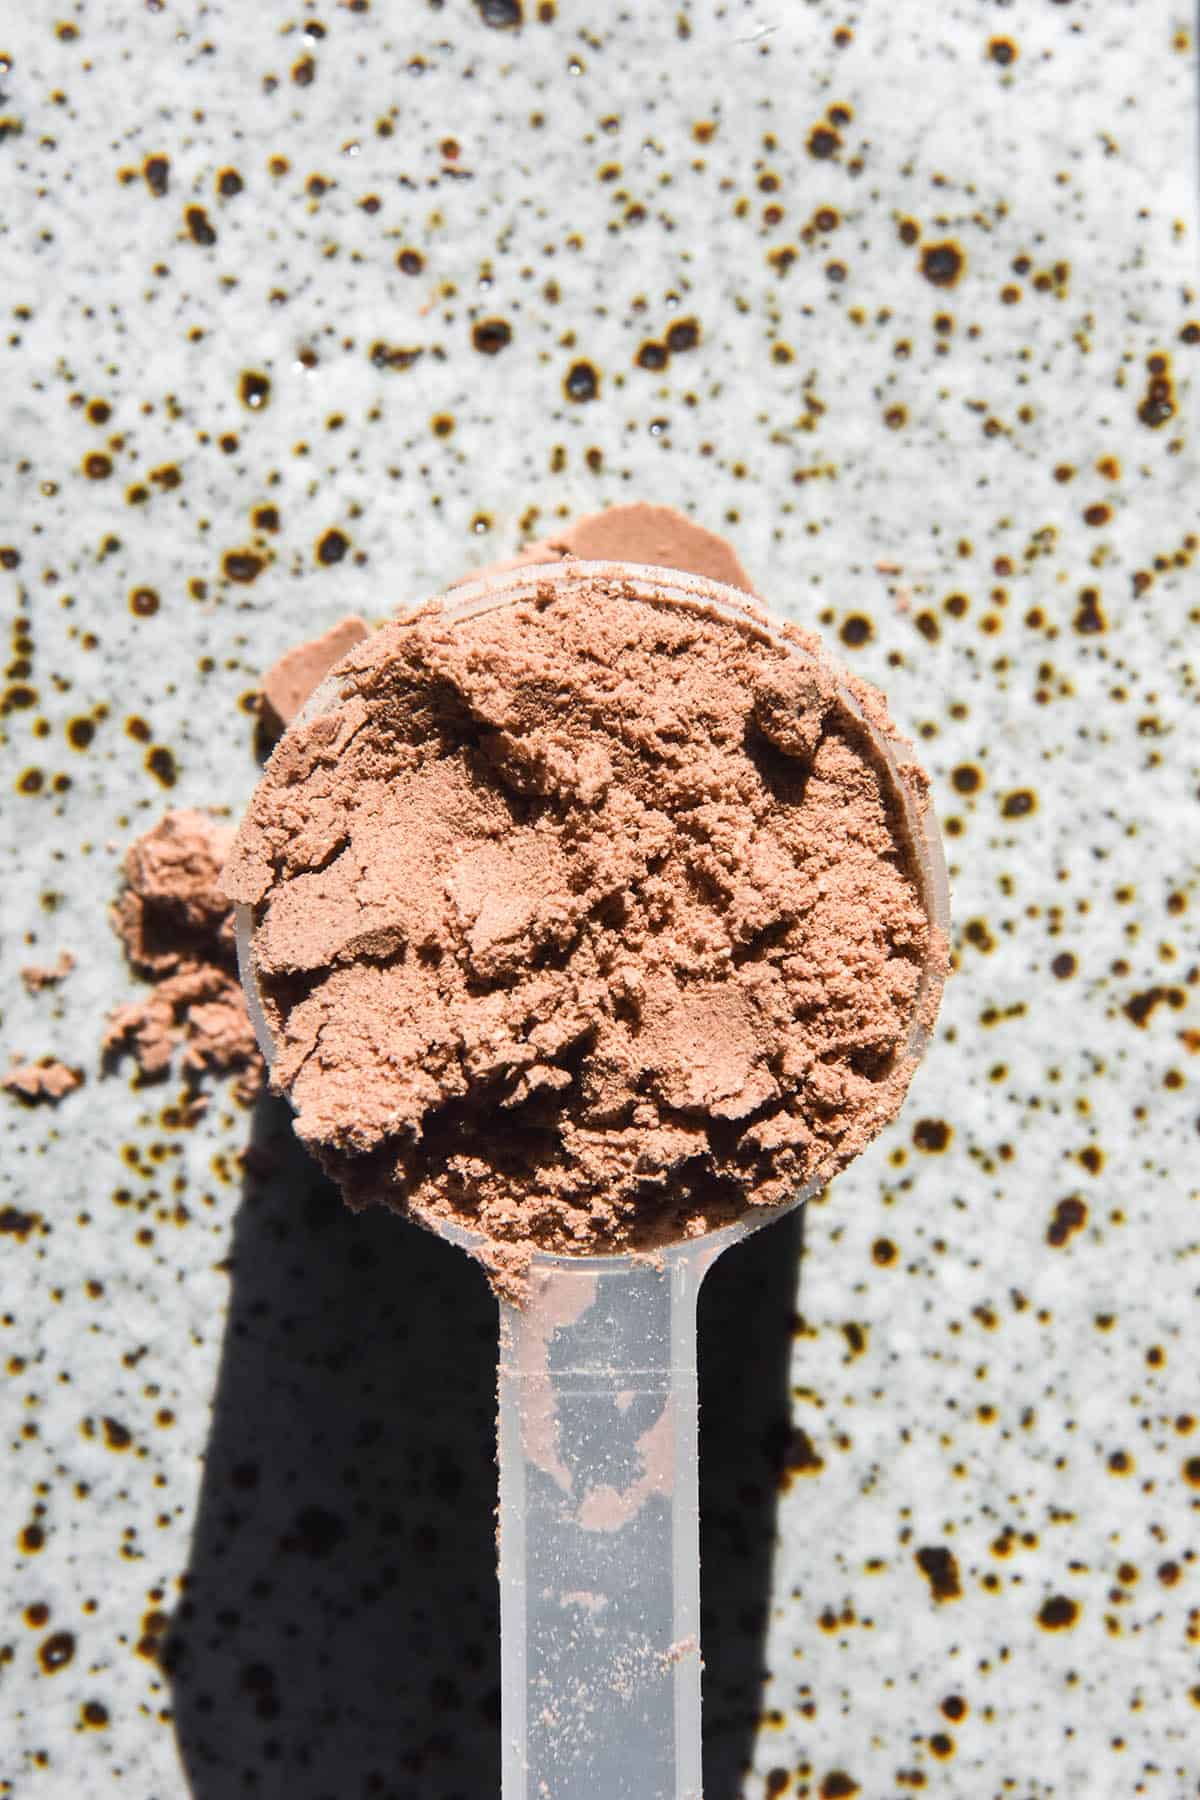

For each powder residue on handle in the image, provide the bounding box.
[225,568,942,1260]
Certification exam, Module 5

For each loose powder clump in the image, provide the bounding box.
[104,809,262,1103]
[224,570,941,1258]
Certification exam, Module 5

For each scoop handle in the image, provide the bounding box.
[497,1250,711,1799]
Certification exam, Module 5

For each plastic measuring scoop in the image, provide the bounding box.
[234,563,950,1800]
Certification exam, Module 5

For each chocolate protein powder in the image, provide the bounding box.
[224,566,944,1263]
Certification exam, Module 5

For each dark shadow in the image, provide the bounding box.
[698,1206,805,1800]
[166,1095,803,1800]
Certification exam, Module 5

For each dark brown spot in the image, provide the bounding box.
[292,54,316,86]
[807,125,841,160]
[839,614,872,647]
[145,746,177,788]
[1123,986,1184,1028]
[102,1416,131,1450]
[951,763,981,794]
[1037,1595,1080,1630]
[472,316,512,355]
[820,1776,860,1800]
[920,241,966,287]
[431,412,455,438]
[916,1546,961,1603]
[129,587,159,617]
[142,154,169,197]
[1000,788,1036,819]
[1047,1196,1087,1247]
[125,716,151,743]
[252,505,281,532]
[913,1117,952,1153]
[1073,589,1106,633]
[897,217,920,246]
[20,1524,45,1552]
[222,550,264,584]
[872,1236,897,1266]
[81,1701,109,1728]
[82,452,113,480]
[369,341,423,372]
[316,528,350,566]
[1183,1457,1200,1488]
[184,206,217,246]
[0,546,20,569]
[564,360,599,402]
[1051,951,1077,979]
[16,767,44,794]
[217,167,243,197]
[397,248,425,275]
[636,340,669,371]
[1082,503,1111,528]
[476,0,522,23]
[666,316,700,354]
[239,370,271,410]
[942,1695,967,1722]
[65,717,94,750]
[987,36,1018,64]
[39,1631,75,1673]
[1137,354,1176,428]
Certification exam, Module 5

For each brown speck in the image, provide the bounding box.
[145,746,177,788]
[0,546,21,568]
[912,1117,952,1153]
[1182,1457,1200,1488]
[1000,788,1036,819]
[839,614,872,647]
[1051,951,1077,979]
[473,317,512,355]
[125,716,151,743]
[820,1776,860,1800]
[129,587,159,617]
[920,241,965,287]
[897,217,920,246]
[397,248,424,276]
[636,341,669,372]
[1054,463,1075,483]
[1123,986,1184,1028]
[239,370,271,410]
[693,120,716,144]
[82,452,113,480]
[369,341,423,372]
[431,412,455,438]
[217,167,243,197]
[476,0,522,23]
[951,764,982,794]
[1180,321,1200,346]
[942,1695,968,1722]
[292,54,316,85]
[252,505,281,532]
[987,36,1018,65]
[1047,1196,1087,1247]
[20,1524,45,1553]
[1073,589,1106,633]
[1137,353,1176,428]
[807,125,841,160]
[65,717,95,751]
[666,317,700,354]
[564,360,599,403]
[1037,1595,1080,1631]
[316,528,350,566]
[184,205,217,247]
[916,1545,962,1603]
[142,154,169,197]
[1083,503,1111,528]
[872,1237,897,1267]
[222,550,264,585]
[883,405,907,430]
[81,1701,109,1729]
[39,1631,75,1673]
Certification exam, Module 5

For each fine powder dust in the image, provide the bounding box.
[224,569,942,1268]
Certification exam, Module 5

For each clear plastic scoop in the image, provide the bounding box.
[235,563,949,1800]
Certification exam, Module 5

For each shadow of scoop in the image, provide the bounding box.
[165,1096,802,1799]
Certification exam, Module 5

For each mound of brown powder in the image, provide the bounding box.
[104,810,262,1103]
[224,568,941,1260]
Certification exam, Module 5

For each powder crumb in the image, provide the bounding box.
[455,501,757,596]
[259,615,372,736]
[2,1058,84,1105]
[227,567,943,1264]
[104,810,263,1102]
[20,951,76,994]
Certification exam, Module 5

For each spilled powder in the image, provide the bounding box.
[225,567,942,1268]
[2,1058,84,1105]
[20,951,75,994]
[104,810,262,1103]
